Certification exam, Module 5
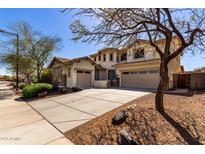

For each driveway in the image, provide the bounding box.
[29,88,150,133]
[0,81,72,145]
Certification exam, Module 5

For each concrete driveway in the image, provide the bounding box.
[29,88,150,133]
[0,81,72,145]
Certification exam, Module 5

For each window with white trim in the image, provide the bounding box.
[134,49,144,59]
[110,53,113,61]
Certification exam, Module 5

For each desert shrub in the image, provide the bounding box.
[22,83,53,98]
[41,69,53,84]
[19,83,29,90]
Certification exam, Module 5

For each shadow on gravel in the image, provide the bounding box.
[160,112,201,145]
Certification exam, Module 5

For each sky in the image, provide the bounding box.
[0,8,204,75]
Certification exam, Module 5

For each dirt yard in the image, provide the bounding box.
[64,91,205,145]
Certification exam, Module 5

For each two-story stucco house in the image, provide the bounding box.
[48,37,182,89]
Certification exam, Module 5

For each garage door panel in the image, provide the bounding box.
[121,69,160,89]
[77,70,91,88]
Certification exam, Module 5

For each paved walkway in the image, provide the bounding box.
[29,88,150,133]
[0,81,72,145]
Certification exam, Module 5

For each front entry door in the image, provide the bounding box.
[108,70,115,80]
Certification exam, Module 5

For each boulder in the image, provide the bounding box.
[112,110,129,125]
[117,129,138,145]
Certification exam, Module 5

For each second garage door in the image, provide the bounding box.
[121,69,160,89]
[77,70,91,88]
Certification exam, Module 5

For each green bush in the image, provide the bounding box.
[41,69,53,84]
[19,83,29,90]
[22,83,53,98]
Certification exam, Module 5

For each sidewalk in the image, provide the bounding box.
[0,81,72,145]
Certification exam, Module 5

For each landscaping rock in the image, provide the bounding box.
[38,91,48,97]
[127,104,137,110]
[117,129,138,145]
[112,110,129,125]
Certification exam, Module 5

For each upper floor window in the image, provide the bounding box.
[94,57,96,61]
[98,55,101,61]
[110,53,113,61]
[121,53,127,61]
[103,54,106,61]
[134,49,144,59]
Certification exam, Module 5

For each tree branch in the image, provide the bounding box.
[143,22,163,57]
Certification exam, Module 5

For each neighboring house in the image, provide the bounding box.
[193,67,205,73]
[0,75,6,81]
[48,37,183,89]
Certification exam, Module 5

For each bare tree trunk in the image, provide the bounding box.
[26,74,31,85]
[155,60,169,113]
[37,65,40,82]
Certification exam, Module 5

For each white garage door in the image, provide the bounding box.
[77,70,91,88]
[121,69,160,89]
